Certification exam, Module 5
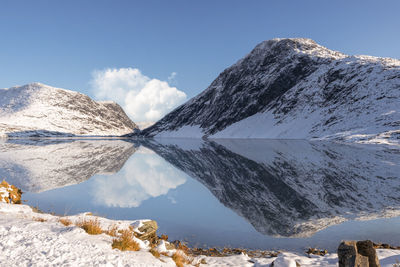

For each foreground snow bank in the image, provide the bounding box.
[0,203,176,266]
[1,203,400,266]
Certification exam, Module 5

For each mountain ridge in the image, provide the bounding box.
[141,38,400,145]
[0,82,139,137]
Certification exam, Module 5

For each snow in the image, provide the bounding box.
[155,125,204,138]
[0,83,138,137]
[0,203,176,266]
[208,50,400,146]
[1,203,400,266]
[145,38,400,147]
[0,186,9,202]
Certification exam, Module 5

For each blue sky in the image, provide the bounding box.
[1,0,399,123]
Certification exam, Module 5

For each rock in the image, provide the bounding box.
[356,240,381,267]
[137,220,158,243]
[165,242,175,250]
[306,247,328,256]
[338,240,381,267]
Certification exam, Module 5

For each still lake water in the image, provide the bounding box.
[1,138,400,252]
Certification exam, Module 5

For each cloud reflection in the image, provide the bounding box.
[91,146,187,208]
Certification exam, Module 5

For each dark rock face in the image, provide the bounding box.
[338,240,380,267]
[142,139,400,238]
[144,39,327,136]
[142,38,400,144]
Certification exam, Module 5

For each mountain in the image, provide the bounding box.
[0,83,139,137]
[142,38,400,145]
[0,139,138,192]
[143,139,400,237]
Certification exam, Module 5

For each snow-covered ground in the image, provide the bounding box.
[1,203,400,266]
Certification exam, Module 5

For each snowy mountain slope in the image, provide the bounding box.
[142,38,400,145]
[0,139,138,192]
[143,139,400,237]
[0,83,139,137]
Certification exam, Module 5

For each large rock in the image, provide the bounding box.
[338,240,380,267]
[356,240,381,267]
[137,220,158,244]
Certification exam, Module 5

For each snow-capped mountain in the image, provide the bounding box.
[143,139,400,237]
[0,83,138,137]
[0,139,138,192]
[142,38,400,145]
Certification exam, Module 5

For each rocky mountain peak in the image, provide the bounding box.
[239,38,346,67]
[142,38,399,145]
[0,83,139,137]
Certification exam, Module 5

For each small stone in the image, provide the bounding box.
[306,247,328,256]
[165,242,175,250]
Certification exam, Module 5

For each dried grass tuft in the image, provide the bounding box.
[172,252,189,267]
[33,217,46,222]
[0,180,22,204]
[76,218,103,235]
[150,248,161,258]
[112,229,140,251]
[59,218,72,226]
[104,224,118,237]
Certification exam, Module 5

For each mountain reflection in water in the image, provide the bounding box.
[1,138,399,250]
[145,139,400,237]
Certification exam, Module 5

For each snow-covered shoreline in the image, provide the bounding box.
[1,203,400,266]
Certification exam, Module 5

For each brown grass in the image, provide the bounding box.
[0,180,22,204]
[176,242,189,254]
[172,252,189,267]
[76,218,103,235]
[150,248,161,258]
[104,224,118,237]
[112,229,140,251]
[59,218,72,226]
[33,217,47,222]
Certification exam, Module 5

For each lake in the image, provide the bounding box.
[1,138,400,252]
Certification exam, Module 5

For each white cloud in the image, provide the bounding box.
[90,146,187,208]
[91,68,187,123]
